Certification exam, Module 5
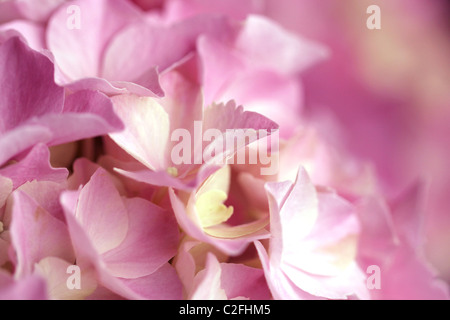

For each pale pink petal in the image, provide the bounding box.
[220,263,271,300]
[254,241,318,300]
[47,0,142,80]
[116,263,183,300]
[189,253,227,300]
[73,169,128,255]
[60,189,102,269]
[9,190,75,278]
[35,257,97,300]
[173,240,199,295]
[0,125,52,167]
[265,168,318,263]
[286,191,360,277]
[197,35,244,107]
[203,101,279,136]
[390,183,426,250]
[68,158,127,196]
[102,14,233,78]
[109,94,170,171]
[202,101,279,165]
[219,69,303,139]
[102,197,179,279]
[14,180,67,221]
[14,0,66,22]
[64,77,162,97]
[235,15,328,74]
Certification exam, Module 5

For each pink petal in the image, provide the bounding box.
[115,263,183,300]
[14,0,66,22]
[0,125,52,167]
[0,20,45,51]
[189,253,227,300]
[197,35,244,107]
[102,197,179,279]
[218,69,303,139]
[173,240,198,295]
[109,94,170,171]
[265,168,318,263]
[102,14,233,77]
[220,263,271,300]
[14,180,67,221]
[26,90,124,146]
[0,272,48,300]
[72,169,128,255]
[286,190,360,277]
[254,241,317,300]
[202,101,279,165]
[0,37,63,131]
[9,190,75,278]
[0,144,68,188]
[35,257,97,300]
[390,182,426,250]
[235,15,328,74]
[46,0,142,80]
[60,189,102,269]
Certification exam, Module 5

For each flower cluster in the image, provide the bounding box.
[0,0,448,300]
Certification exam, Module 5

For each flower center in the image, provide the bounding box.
[196,190,234,228]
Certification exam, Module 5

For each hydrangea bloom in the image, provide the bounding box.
[0,0,448,301]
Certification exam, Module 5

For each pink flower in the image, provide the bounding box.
[108,63,278,191]
[0,0,448,300]
[255,168,368,299]
[60,168,182,299]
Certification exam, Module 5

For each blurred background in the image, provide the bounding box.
[262,0,450,282]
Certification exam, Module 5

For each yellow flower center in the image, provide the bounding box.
[196,190,234,228]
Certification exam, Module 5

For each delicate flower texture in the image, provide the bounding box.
[255,168,368,299]
[108,65,279,191]
[0,36,123,167]
[0,0,448,301]
[60,168,181,299]
[170,165,270,256]
[197,15,328,138]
